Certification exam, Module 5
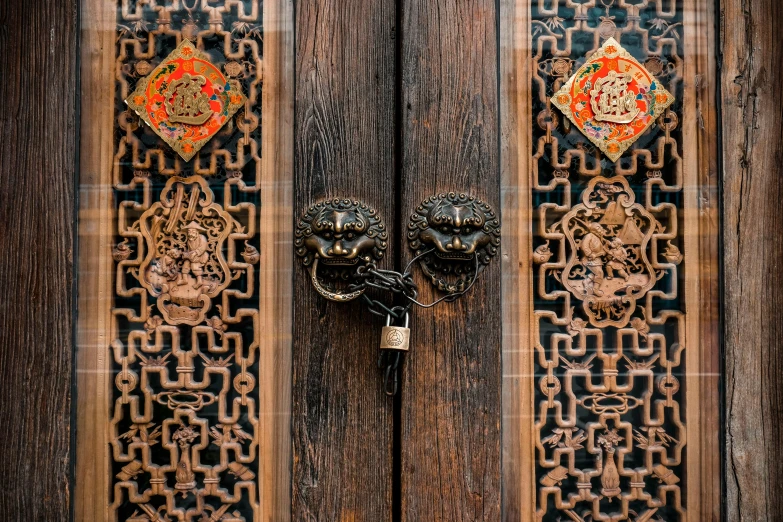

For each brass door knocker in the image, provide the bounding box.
[295,198,388,302]
[296,193,500,395]
[407,192,501,296]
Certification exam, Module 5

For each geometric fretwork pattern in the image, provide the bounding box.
[531,1,686,520]
[110,2,263,520]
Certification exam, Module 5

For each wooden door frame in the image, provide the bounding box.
[0,0,781,519]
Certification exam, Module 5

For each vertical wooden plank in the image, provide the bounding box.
[293,1,396,520]
[258,1,295,520]
[0,0,77,518]
[722,1,783,520]
[693,0,722,519]
[400,1,502,520]
[75,0,115,519]
[500,0,534,520]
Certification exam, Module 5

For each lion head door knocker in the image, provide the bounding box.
[537,176,672,328]
[133,176,242,325]
[295,199,388,302]
[407,193,501,295]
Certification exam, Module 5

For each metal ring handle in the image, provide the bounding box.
[309,258,365,302]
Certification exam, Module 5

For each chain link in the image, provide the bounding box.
[349,249,479,396]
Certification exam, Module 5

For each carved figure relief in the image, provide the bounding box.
[531,1,687,520]
[407,193,501,294]
[135,177,241,325]
[295,199,388,302]
[550,176,661,327]
[111,1,263,520]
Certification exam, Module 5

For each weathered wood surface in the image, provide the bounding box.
[692,1,722,519]
[293,1,397,520]
[257,2,295,520]
[74,0,114,519]
[400,1,502,520]
[0,0,77,518]
[499,0,535,519]
[722,0,783,520]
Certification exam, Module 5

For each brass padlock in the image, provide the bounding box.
[380,313,410,352]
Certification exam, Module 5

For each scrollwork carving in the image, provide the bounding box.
[109,2,263,520]
[530,1,687,520]
[548,176,663,328]
[136,176,244,325]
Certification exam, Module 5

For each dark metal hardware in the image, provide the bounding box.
[295,198,388,302]
[296,193,501,395]
[407,192,501,295]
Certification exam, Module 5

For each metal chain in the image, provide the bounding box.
[348,249,480,395]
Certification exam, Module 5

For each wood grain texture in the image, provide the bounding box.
[499,0,535,520]
[0,0,77,518]
[691,1,722,519]
[293,1,397,520]
[75,0,115,519]
[257,2,294,520]
[400,1,502,520]
[721,0,783,520]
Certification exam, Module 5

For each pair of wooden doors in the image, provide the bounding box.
[45,0,728,520]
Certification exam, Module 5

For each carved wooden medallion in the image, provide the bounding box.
[135,176,240,325]
[540,176,665,328]
[551,38,675,162]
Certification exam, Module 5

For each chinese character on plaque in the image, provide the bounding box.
[126,39,246,161]
[550,38,675,162]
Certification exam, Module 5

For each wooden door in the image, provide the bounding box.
[1,0,781,520]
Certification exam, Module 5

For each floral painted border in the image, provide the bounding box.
[551,37,675,162]
[126,39,246,161]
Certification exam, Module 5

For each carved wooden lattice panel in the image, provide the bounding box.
[530,1,688,520]
[110,2,264,520]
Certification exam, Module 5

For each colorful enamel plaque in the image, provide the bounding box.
[126,39,245,161]
[551,38,675,162]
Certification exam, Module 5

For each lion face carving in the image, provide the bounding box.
[408,193,501,294]
[296,199,387,301]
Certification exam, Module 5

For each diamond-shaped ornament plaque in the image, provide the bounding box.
[126,39,245,161]
[551,38,675,162]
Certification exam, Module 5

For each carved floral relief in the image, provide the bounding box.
[110,2,263,520]
[531,1,687,520]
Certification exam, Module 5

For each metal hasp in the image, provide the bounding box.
[407,192,501,295]
[295,198,388,302]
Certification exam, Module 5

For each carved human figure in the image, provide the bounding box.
[605,237,630,281]
[152,248,181,281]
[581,222,606,297]
[179,222,209,289]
